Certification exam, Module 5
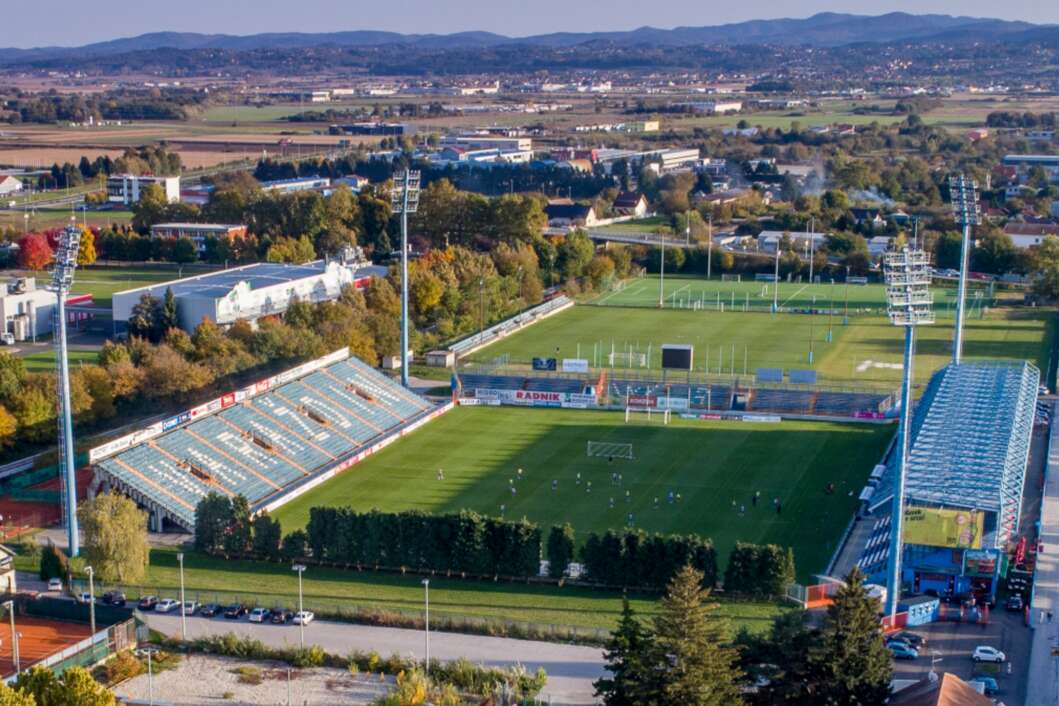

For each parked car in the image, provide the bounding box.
[101,591,126,606]
[75,592,93,604]
[46,578,63,592]
[155,598,180,613]
[891,631,925,649]
[199,603,222,618]
[224,604,247,619]
[972,646,1005,663]
[137,595,159,611]
[248,607,271,623]
[887,641,919,660]
[181,601,198,615]
[292,610,315,625]
[270,609,293,624]
[969,676,999,695]
[1005,594,1024,612]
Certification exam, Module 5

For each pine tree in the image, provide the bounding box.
[160,287,180,333]
[594,598,651,706]
[809,566,892,704]
[647,564,744,706]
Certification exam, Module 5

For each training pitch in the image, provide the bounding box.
[467,276,1050,386]
[273,406,894,581]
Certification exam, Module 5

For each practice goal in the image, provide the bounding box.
[625,406,671,424]
[721,274,742,282]
[587,440,635,460]
[609,351,648,368]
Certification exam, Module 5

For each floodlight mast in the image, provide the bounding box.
[391,170,420,388]
[948,174,980,365]
[51,225,82,556]
[882,248,934,621]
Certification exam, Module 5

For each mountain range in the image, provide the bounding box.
[1,12,1055,65]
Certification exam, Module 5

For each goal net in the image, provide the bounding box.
[625,406,671,424]
[609,351,647,368]
[721,274,742,282]
[587,441,635,460]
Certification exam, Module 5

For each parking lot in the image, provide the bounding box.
[891,610,1030,704]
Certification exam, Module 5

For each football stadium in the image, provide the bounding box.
[86,270,1049,591]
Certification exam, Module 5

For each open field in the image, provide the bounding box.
[273,406,893,582]
[468,278,1051,387]
[0,208,133,231]
[19,349,98,373]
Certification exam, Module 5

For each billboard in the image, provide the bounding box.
[562,358,589,373]
[532,357,557,371]
[963,549,999,577]
[903,506,983,549]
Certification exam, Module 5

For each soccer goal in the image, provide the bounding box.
[721,274,742,282]
[625,406,671,424]
[587,440,635,460]
[609,351,648,368]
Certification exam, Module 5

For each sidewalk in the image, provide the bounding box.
[1027,404,1059,706]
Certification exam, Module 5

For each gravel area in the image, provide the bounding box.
[114,654,393,706]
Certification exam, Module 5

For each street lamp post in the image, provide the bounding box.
[706,213,713,281]
[293,564,306,647]
[882,248,934,621]
[85,566,95,635]
[808,295,815,365]
[5,601,18,674]
[422,579,430,672]
[843,266,850,325]
[177,552,186,641]
[771,243,780,314]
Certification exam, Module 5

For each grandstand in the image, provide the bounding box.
[90,349,441,532]
[457,371,891,418]
[854,361,1038,602]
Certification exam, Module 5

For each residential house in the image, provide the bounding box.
[612,192,648,217]
[545,203,599,228]
[850,207,886,229]
[888,672,993,706]
[1003,222,1059,248]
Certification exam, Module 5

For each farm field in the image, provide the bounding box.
[468,277,1050,387]
[273,406,894,583]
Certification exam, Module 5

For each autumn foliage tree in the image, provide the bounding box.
[16,233,53,270]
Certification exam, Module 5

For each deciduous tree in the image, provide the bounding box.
[78,493,149,584]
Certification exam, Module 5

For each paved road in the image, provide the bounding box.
[144,612,605,705]
[1028,403,1059,706]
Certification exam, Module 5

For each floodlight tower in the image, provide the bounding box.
[51,225,82,556]
[391,169,420,388]
[948,174,980,365]
[882,247,934,620]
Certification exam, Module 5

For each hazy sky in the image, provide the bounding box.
[3,0,1058,48]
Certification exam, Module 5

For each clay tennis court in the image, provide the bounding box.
[0,616,93,678]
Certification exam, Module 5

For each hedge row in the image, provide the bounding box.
[306,507,541,578]
[578,529,718,590]
[723,542,797,598]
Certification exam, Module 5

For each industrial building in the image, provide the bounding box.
[106,174,181,205]
[0,277,55,340]
[857,361,1038,604]
[1002,154,1059,184]
[149,223,248,253]
[89,349,442,531]
[111,256,385,334]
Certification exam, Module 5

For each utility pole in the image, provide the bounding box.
[390,170,420,388]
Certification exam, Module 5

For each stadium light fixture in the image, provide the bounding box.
[948,174,980,365]
[882,247,934,621]
[50,225,82,557]
[391,169,420,388]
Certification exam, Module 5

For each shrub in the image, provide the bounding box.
[39,543,68,581]
[288,645,326,669]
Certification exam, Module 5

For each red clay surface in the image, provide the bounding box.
[0,467,94,537]
[0,616,93,678]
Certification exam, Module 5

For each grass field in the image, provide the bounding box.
[273,406,893,582]
[14,547,787,636]
[20,349,98,373]
[70,265,196,308]
[468,277,1050,387]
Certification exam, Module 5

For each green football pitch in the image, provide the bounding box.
[273,406,894,582]
[466,276,1051,387]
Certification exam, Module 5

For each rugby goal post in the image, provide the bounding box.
[625,406,671,424]
[587,440,635,460]
[721,274,742,282]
